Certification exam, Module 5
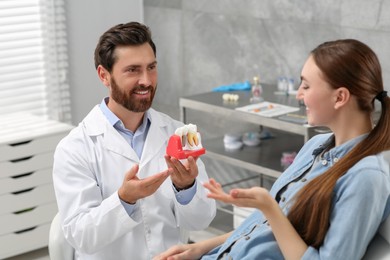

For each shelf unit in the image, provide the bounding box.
[180,84,324,179]
[0,113,73,259]
[180,84,326,239]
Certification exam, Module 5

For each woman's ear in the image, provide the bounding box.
[97,65,110,87]
[334,87,350,109]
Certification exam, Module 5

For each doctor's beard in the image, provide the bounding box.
[110,76,156,113]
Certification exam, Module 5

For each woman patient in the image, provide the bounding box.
[154,39,390,259]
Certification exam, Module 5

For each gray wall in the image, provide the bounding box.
[64,1,390,192]
[143,0,390,191]
[66,0,143,125]
[145,0,390,120]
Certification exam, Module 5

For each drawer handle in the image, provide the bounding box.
[14,226,37,234]
[11,187,35,195]
[13,207,36,215]
[10,156,33,163]
[9,140,32,147]
[11,172,34,179]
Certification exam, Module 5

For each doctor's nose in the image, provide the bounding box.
[138,71,152,87]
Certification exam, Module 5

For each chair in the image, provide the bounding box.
[362,215,390,259]
[363,151,390,259]
[48,212,74,260]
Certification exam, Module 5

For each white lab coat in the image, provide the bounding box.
[53,106,216,260]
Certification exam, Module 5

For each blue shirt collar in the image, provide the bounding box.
[99,97,151,133]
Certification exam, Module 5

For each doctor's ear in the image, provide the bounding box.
[97,65,111,87]
[334,87,350,109]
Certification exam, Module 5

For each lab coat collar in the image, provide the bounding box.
[82,106,169,165]
[83,106,139,161]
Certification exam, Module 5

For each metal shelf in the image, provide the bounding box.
[180,85,318,142]
[203,130,304,179]
[179,85,325,178]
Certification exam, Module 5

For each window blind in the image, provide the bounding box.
[0,0,71,123]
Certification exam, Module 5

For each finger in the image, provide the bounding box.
[164,155,174,168]
[143,169,171,189]
[125,164,139,181]
[204,179,222,192]
[170,157,188,174]
[186,156,197,171]
[154,245,183,259]
[230,188,253,199]
[207,192,234,204]
[188,155,199,163]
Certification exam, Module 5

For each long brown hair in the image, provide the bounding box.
[288,39,390,248]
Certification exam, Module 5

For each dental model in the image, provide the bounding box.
[166,123,206,159]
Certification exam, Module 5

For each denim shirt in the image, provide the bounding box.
[203,133,390,260]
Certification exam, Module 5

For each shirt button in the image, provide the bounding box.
[245,236,250,240]
[333,157,339,163]
[281,197,286,202]
[322,160,327,165]
[301,178,307,182]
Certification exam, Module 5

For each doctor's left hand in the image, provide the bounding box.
[118,164,172,204]
[165,155,198,190]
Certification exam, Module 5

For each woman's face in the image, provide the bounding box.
[296,55,339,127]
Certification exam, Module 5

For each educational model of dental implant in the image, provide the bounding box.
[166,123,206,159]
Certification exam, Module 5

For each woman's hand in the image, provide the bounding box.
[203,178,275,211]
[153,243,205,260]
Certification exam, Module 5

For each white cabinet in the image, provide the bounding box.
[0,114,72,259]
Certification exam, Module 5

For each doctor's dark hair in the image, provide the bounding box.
[94,21,156,72]
[288,39,390,248]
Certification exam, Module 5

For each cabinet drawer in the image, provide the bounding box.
[0,168,52,195]
[0,133,65,161]
[0,223,50,259]
[0,183,55,215]
[0,152,54,178]
[0,202,57,236]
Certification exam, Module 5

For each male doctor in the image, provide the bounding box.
[52,21,216,260]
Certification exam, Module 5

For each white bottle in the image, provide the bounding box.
[250,76,263,102]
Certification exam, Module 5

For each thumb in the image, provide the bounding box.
[230,188,247,198]
[125,164,139,181]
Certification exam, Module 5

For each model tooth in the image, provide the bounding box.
[187,132,198,146]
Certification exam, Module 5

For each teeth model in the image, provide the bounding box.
[175,124,202,150]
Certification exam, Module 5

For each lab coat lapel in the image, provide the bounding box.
[104,128,139,162]
[84,106,139,162]
[140,109,168,167]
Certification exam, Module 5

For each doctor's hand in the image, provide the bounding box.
[165,155,198,191]
[204,178,275,211]
[118,164,172,204]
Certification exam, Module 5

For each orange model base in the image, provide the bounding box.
[166,135,206,159]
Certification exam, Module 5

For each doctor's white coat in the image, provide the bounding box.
[53,106,216,260]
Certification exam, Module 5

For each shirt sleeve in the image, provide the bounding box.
[172,180,197,205]
[120,199,136,215]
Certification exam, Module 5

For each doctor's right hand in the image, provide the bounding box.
[118,164,172,204]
